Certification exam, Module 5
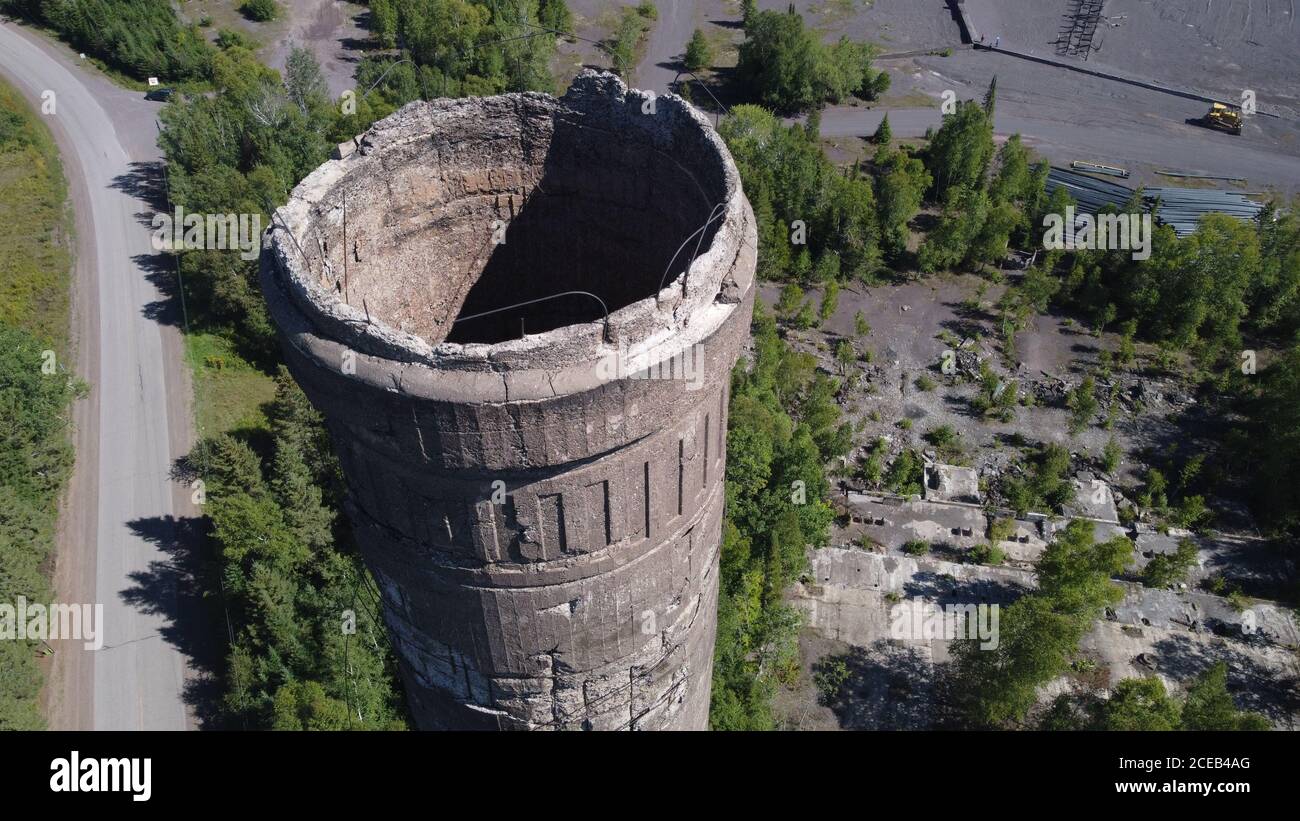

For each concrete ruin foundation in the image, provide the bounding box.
[259,72,756,729]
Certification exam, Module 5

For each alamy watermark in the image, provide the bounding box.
[151,206,262,261]
[890,599,1000,650]
[1043,206,1152,261]
[0,597,104,650]
[50,751,151,802]
[594,337,704,390]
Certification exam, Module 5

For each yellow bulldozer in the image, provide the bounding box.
[1200,102,1243,135]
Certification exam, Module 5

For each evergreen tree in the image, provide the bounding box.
[982,75,998,117]
[684,28,712,72]
[871,113,892,145]
[925,99,994,199]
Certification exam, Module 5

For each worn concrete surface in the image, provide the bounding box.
[793,545,1300,728]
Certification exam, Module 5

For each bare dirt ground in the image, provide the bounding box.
[184,0,370,97]
[563,0,640,81]
[264,0,369,97]
[759,274,1188,494]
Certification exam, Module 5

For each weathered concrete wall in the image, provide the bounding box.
[260,72,756,729]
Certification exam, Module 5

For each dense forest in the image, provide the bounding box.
[156,35,410,727]
[712,304,848,728]
[1,0,212,81]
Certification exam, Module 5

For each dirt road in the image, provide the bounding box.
[264,0,369,98]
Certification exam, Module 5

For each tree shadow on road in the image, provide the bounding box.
[110,161,167,230]
[131,251,186,328]
[122,514,229,729]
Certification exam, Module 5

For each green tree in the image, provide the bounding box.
[819,279,840,322]
[9,0,216,82]
[1242,346,1300,534]
[285,46,329,117]
[684,28,712,72]
[776,282,804,320]
[1142,538,1198,588]
[713,309,836,728]
[953,521,1131,727]
[1067,375,1098,434]
[1001,443,1072,515]
[871,113,892,145]
[874,148,930,259]
[925,99,994,200]
[834,338,855,376]
[538,0,573,33]
[736,8,877,112]
[918,185,988,273]
[1181,662,1271,730]
[1097,677,1181,730]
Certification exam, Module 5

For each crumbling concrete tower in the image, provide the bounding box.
[259,72,756,729]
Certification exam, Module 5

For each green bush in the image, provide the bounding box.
[987,518,1014,543]
[1141,538,1198,588]
[240,0,280,22]
[813,656,851,705]
[903,539,929,556]
[0,322,79,729]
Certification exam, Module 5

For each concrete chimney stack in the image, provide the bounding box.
[259,72,755,729]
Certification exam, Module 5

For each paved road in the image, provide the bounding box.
[813,98,1300,194]
[636,0,696,95]
[632,3,1300,193]
[0,22,196,730]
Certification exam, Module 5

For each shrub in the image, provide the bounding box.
[903,539,929,556]
[969,543,1005,565]
[215,29,255,50]
[240,0,280,22]
[1102,437,1122,473]
[1141,538,1198,588]
[987,518,1014,543]
[814,656,851,704]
